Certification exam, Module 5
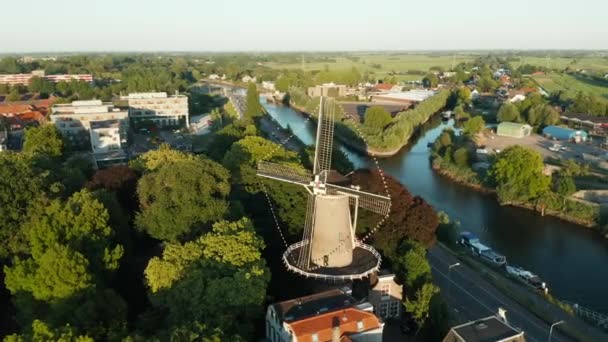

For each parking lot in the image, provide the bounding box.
[481,130,607,161]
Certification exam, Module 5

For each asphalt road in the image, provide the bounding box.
[428,246,572,342]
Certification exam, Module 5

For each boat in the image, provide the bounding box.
[506,265,547,291]
[458,232,507,267]
[441,110,453,120]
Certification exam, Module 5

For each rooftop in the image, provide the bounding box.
[272,289,356,323]
[449,316,524,342]
[123,92,187,99]
[91,119,121,129]
[372,89,436,102]
[287,308,381,341]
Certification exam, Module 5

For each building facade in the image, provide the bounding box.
[0,70,93,86]
[367,272,403,320]
[266,288,384,342]
[443,314,526,342]
[125,92,189,128]
[308,83,347,98]
[51,100,129,150]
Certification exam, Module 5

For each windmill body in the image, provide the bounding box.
[257,97,391,280]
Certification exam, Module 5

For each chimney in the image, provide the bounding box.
[332,316,341,342]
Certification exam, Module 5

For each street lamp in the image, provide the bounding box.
[548,320,564,342]
[447,262,461,297]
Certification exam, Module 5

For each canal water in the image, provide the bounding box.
[261,97,608,314]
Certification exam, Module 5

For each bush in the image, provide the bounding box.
[453,147,470,167]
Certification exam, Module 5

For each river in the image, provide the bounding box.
[261,97,608,315]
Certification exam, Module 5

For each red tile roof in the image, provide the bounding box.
[374,83,394,91]
[287,308,381,342]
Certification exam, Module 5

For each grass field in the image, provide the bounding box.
[517,56,608,73]
[264,54,477,82]
[532,72,608,103]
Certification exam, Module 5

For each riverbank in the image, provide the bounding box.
[431,157,599,228]
[289,102,441,158]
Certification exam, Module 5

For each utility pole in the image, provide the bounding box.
[548,320,564,342]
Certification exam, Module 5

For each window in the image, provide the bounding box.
[379,302,389,318]
[312,333,319,342]
[381,283,390,300]
[389,301,400,317]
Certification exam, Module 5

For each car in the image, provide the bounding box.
[548,144,561,152]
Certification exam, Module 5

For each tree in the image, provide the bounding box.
[457,87,471,106]
[489,145,551,203]
[477,76,497,92]
[393,241,432,291]
[136,153,231,241]
[0,152,46,258]
[244,83,263,120]
[364,106,392,130]
[436,212,459,247]
[6,89,21,101]
[462,116,485,136]
[452,147,470,167]
[23,124,64,158]
[422,73,438,88]
[404,283,440,328]
[4,320,93,342]
[497,103,521,123]
[145,218,269,338]
[554,175,576,197]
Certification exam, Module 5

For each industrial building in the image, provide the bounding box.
[496,122,532,138]
[124,92,189,128]
[542,125,588,142]
[370,89,436,104]
[308,83,347,98]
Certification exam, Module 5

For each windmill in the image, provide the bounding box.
[258,97,391,280]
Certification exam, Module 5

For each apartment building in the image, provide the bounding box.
[125,92,189,128]
[51,100,128,149]
[0,70,93,86]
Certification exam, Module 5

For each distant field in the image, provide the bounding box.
[263,54,477,82]
[532,73,608,103]
[518,56,608,73]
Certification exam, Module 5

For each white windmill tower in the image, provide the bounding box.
[257,97,391,280]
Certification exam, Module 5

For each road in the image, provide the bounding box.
[428,246,573,342]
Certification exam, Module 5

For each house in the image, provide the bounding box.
[470,89,480,100]
[443,313,525,342]
[373,83,394,92]
[308,83,347,98]
[496,122,532,139]
[532,71,545,76]
[367,272,403,320]
[262,81,276,91]
[507,90,526,103]
[242,75,257,83]
[499,74,511,85]
[266,288,384,342]
[208,74,221,80]
[542,125,588,142]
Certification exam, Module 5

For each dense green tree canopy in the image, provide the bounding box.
[393,241,432,292]
[489,145,551,203]
[23,124,64,158]
[364,106,392,130]
[136,152,231,241]
[4,320,93,342]
[244,83,263,120]
[0,152,44,258]
[497,103,521,123]
[404,283,440,328]
[422,73,438,88]
[4,190,123,302]
[462,116,485,136]
[144,218,269,338]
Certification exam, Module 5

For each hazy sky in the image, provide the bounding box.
[3,0,607,52]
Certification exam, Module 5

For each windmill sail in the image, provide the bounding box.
[313,97,335,182]
[257,161,311,186]
[326,183,391,216]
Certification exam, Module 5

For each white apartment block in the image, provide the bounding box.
[51,100,129,148]
[125,92,189,128]
[89,120,125,154]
